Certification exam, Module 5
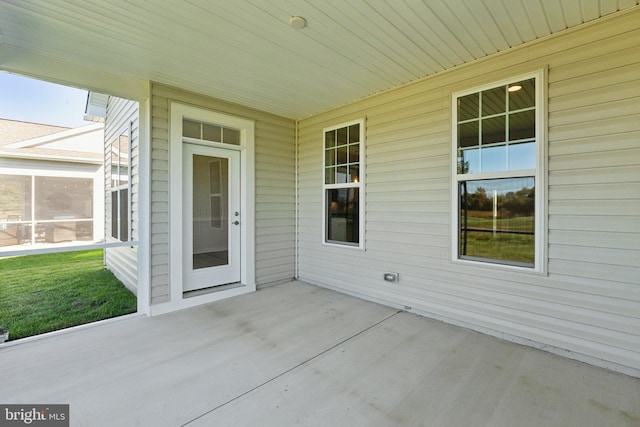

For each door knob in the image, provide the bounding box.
[232,220,240,225]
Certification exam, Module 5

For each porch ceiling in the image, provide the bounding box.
[0,1,637,119]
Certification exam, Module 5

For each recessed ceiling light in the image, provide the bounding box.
[508,84,522,92]
[289,16,307,29]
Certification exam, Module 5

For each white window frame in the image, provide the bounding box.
[322,119,365,249]
[110,122,133,242]
[451,70,547,274]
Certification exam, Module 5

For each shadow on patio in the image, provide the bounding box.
[0,281,638,426]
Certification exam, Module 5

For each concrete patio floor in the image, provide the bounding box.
[1,280,638,426]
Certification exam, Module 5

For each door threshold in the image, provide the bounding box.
[183,282,244,298]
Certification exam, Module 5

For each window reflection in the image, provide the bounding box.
[459,177,535,266]
[457,78,536,175]
[509,78,535,110]
[480,145,507,173]
[327,188,359,245]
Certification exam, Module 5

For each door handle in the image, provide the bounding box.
[232,220,240,225]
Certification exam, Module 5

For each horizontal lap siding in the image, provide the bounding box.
[254,119,296,285]
[104,96,139,293]
[297,9,640,373]
[150,84,295,304]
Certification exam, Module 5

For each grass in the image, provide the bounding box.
[460,214,535,264]
[460,231,534,264]
[0,249,137,341]
[463,214,535,232]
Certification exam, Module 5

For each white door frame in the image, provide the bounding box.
[159,102,255,315]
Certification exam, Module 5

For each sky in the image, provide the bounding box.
[0,72,92,128]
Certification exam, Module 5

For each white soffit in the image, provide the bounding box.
[0,0,637,119]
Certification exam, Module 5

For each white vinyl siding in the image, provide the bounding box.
[297,10,640,375]
[150,83,295,304]
[104,96,139,294]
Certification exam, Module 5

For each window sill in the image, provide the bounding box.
[322,241,364,251]
[450,257,547,276]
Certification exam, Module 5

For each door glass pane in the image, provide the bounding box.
[183,119,201,138]
[192,154,229,269]
[203,123,222,142]
[222,128,240,145]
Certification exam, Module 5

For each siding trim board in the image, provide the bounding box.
[297,9,640,376]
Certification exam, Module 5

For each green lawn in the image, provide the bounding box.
[459,214,535,264]
[463,215,535,232]
[460,231,534,264]
[0,249,136,341]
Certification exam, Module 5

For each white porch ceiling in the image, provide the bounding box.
[0,0,638,119]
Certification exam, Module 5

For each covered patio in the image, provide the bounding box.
[1,281,637,426]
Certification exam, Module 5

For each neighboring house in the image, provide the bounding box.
[0,118,104,249]
[1,3,638,377]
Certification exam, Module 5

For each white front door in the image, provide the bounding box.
[183,143,241,291]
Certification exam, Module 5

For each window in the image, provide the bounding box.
[111,125,131,241]
[183,118,240,145]
[452,71,545,270]
[0,174,94,247]
[323,119,364,247]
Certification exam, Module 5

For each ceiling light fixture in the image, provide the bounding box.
[508,84,522,92]
[289,16,307,29]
